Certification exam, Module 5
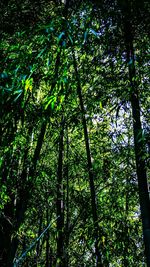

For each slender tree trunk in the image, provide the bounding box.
[64,129,69,267]
[122,2,150,265]
[0,121,47,267]
[72,51,103,267]
[130,56,150,267]
[56,118,65,267]
[45,208,51,267]
[123,174,130,266]
[35,214,43,266]
[0,126,32,267]
[15,120,47,229]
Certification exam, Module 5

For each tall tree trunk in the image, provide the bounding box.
[35,213,43,266]
[0,125,32,267]
[72,51,103,267]
[123,170,130,266]
[129,50,150,267]
[46,208,51,267]
[56,118,65,267]
[15,120,47,229]
[64,129,69,267]
[0,121,47,267]
[121,2,150,265]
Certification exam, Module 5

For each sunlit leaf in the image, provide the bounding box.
[99,101,103,109]
[89,28,99,37]
[25,78,33,92]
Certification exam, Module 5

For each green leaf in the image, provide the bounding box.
[37,46,47,59]
[13,89,23,95]
[89,28,99,37]
[44,97,53,110]
[99,101,103,109]
[58,32,65,42]
[51,100,55,110]
[12,88,23,102]
[44,96,56,110]
[68,34,73,44]
[83,31,88,44]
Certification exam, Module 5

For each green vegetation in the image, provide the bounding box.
[0,0,150,266]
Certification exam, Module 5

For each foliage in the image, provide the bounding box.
[0,0,150,266]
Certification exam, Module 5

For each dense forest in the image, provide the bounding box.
[0,0,150,266]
